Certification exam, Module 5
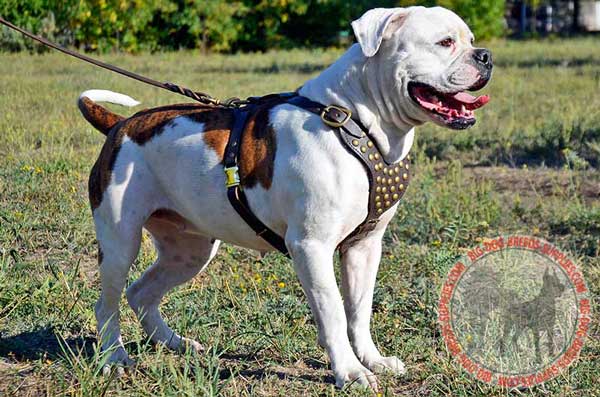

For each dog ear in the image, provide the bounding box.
[351,8,410,57]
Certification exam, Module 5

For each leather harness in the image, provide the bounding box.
[223,93,411,256]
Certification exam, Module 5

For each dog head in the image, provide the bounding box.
[352,6,492,130]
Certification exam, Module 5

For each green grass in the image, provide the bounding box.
[0,39,599,396]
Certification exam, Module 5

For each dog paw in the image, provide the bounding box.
[165,335,204,354]
[102,348,135,377]
[365,355,406,376]
[176,337,204,354]
[334,363,378,391]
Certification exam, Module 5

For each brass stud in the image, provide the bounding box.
[390,186,396,192]
[393,193,399,200]
[382,187,387,193]
[388,178,393,185]
[368,154,374,161]
[384,193,389,200]
[394,166,400,173]
[375,196,381,202]
[376,186,381,193]
[374,153,380,160]
[367,141,373,148]
[377,208,383,214]
[360,146,367,153]
[383,167,388,174]
[399,161,404,167]
[376,176,382,183]
[352,139,359,146]
[376,202,382,208]
[385,201,391,207]
[407,155,411,161]
[399,184,404,190]
[403,173,408,180]
[394,176,400,183]
[405,163,409,170]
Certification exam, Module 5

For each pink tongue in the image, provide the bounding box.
[452,92,490,109]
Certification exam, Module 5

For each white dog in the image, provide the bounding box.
[78,6,491,390]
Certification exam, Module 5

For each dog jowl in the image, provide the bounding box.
[78,6,491,390]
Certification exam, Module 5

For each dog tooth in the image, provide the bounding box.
[461,105,466,114]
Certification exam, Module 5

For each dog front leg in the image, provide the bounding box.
[286,237,378,390]
[341,233,406,376]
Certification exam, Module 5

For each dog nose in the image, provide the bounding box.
[473,49,492,68]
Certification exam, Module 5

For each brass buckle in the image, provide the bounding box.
[320,105,352,128]
[224,166,240,187]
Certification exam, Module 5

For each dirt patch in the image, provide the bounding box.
[438,165,599,203]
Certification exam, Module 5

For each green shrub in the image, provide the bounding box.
[0,0,507,52]
[400,0,506,40]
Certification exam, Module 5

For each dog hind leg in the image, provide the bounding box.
[126,211,219,353]
[94,213,143,370]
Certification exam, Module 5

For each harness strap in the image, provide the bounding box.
[223,106,291,257]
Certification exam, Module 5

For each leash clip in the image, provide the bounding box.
[321,105,352,128]
[224,166,241,188]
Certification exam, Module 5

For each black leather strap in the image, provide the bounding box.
[227,185,290,256]
[224,107,250,168]
[224,106,291,257]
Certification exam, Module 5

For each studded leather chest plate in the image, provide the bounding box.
[335,125,411,250]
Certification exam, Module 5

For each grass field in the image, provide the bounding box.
[0,38,599,396]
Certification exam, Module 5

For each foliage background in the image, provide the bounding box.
[0,0,506,53]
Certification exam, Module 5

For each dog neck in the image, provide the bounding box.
[299,44,415,164]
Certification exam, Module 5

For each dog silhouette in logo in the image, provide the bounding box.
[500,267,566,363]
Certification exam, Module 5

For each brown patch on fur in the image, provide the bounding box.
[198,110,235,160]
[88,121,125,210]
[122,104,220,145]
[239,106,277,189]
[146,208,201,236]
[78,97,125,136]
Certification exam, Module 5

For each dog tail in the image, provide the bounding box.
[78,90,140,136]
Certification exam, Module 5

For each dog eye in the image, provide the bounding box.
[437,38,455,47]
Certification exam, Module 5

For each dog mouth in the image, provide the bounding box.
[408,82,490,130]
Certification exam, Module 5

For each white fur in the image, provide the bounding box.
[80,89,140,107]
[88,6,487,390]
